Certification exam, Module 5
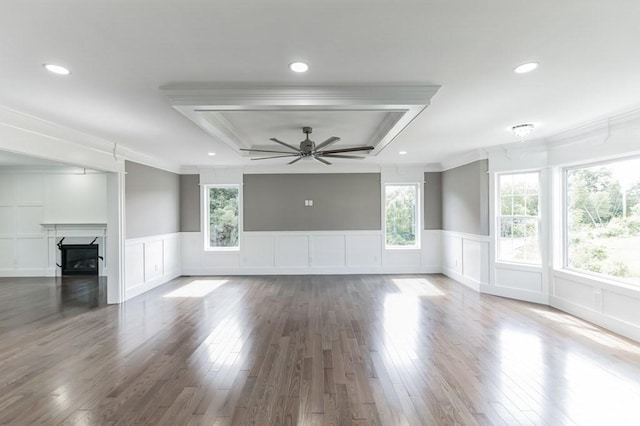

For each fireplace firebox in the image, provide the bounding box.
[60,244,99,276]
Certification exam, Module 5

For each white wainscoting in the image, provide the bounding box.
[181,230,441,275]
[550,270,640,342]
[0,172,107,277]
[441,231,489,291]
[124,233,181,301]
[483,263,547,304]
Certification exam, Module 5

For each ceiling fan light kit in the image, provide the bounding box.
[240,127,374,165]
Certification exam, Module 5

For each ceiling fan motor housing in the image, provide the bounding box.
[300,139,315,154]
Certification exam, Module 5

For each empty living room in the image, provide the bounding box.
[1,1,640,425]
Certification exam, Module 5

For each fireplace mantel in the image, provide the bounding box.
[42,223,107,238]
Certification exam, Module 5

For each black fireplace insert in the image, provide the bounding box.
[60,244,99,276]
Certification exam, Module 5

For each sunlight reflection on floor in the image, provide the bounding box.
[498,328,544,410]
[163,279,228,298]
[529,307,640,355]
[565,351,640,425]
[383,294,420,366]
[391,277,444,296]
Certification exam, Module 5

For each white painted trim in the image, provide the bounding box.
[125,232,183,247]
[441,230,490,243]
[439,149,488,171]
[0,268,55,277]
[107,172,126,303]
[553,269,640,299]
[160,84,440,157]
[124,232,181,301]
[182,266,441,276]
[0,105,126,172]
[481,284,548,305]
[126,270,181,300]
[550,295,640,343]
[442,266,480,291]
[0,105,182,175]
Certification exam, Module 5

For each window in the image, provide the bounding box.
[206,185,239,250]
[566,157,640,284]
[498,172,540,264]
[385,184,419,248]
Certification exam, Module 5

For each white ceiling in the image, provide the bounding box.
[1,0,640,171]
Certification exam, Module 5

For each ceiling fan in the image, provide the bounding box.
[240,127,374,165]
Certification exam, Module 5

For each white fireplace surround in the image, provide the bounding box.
[42,223,107,277]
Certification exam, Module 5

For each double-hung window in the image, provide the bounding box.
[205,185,240,250]
[384,183,420,249]
[498,172,540,264]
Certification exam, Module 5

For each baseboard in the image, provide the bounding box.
[125,270,181,301]
[0,268,55,277]
[442,267,481,291]
[481,284,548,305]
[550,295,640,343]
[181,266,442,276]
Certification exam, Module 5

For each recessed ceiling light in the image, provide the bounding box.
[399,151,407,155]
[289,61,309,73]
[43,64,71,75]
[513,62,539,74]
[207,152,216,156]
[512,123,535,139]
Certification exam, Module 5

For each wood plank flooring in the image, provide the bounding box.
[1,274,640,425]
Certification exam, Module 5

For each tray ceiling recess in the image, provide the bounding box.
[160,85,440,157]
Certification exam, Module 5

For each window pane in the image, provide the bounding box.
[501,196,513,215]
[526,195,539,216]
[498,172,540,264]
[209,187,239,248]
[385,185,417,247]
[566,158,640,284]
[512,195,526,215]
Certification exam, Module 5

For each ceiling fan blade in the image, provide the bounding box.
[288,156,303,165]
[318,146,375,155]
[269,137,300,152]
[250,154,300,161]
[240,148,300,154]
[314,136,341,151]
[320,154,365,160]
[313,156,331,165]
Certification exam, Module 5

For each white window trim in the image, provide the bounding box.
[203,183,242,252]
[383,182,421,250]
[496,171,542,266]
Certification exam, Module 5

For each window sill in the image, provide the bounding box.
[495,261,542,272]
[204,247,240,252]
[385,246,421,251]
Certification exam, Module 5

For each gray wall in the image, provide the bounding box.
[180,174,200,232]
[244,173,381,231]
[424,172,442,230]
[442,160,489,235]
[125,161,180,239]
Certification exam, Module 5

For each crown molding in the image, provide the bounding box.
[161,84,440,158]
[0,106,124,172]
[0,105,183,175]
[119,145,182,174]
[439,148,488,171]
[545,107,640,150]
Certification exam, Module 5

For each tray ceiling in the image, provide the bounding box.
[161,85,440,156]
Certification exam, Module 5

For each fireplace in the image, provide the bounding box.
[60,244,99,276]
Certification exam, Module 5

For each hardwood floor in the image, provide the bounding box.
[1,275,640,425]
